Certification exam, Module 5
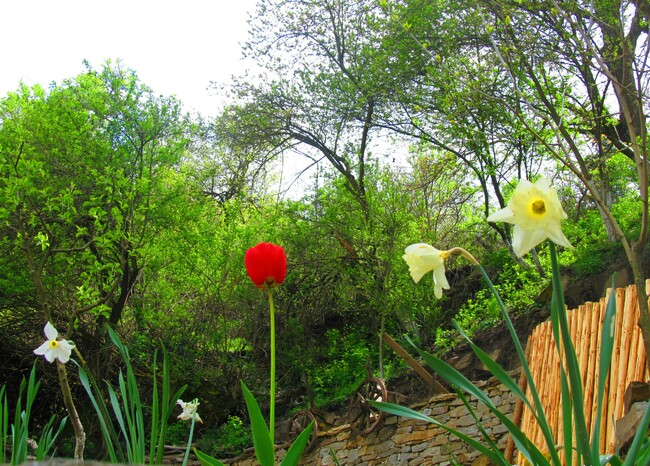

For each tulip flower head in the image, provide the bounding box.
[403,243,450,299]
[177,399,203,423]
[245,242,287,289]
[486,177,572,257]
[33,321,75,364]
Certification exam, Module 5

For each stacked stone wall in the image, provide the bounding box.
[229,373,517,465]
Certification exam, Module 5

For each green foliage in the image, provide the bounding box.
[196,416,252,459]
[78,328,186,463]
[307,329,373,408]
[435,253,547,352]
[0,364,66,464]
[163,421,190,446]
[3,1,650,456]
[571,241,625,279]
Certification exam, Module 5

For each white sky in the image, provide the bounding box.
[0,0,258,117]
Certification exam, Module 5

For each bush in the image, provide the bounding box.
[307,328,373,409]
[196,416,252,459]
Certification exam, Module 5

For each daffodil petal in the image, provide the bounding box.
[433,266,450,299]
[489,178,573,257]
[33,341,50,356]
[44,322,58,340]
[56,350,71,364]
[512,225,547,257]
[403,243,442,284]
[545,223,573,249]
[487,206,515,223]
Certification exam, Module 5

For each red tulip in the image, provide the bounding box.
[245,242,287,289]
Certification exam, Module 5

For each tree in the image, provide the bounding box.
[215,0,434,215]
[0,62,192,455]
[472,0,650,364]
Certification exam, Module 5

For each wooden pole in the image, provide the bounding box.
[381,333,447,394]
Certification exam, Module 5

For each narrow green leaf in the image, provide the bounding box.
[477,264,560,464]
[1,385,7,464]
[603,454,622,466]
[329,447,342,466]
[76,364,121,462]
[371,401,509,464]
[241,381,275,466]
[453,322,530,406]
[592,277,617,460]
[107,382,133,463]
[150,349,159,464]
[404,335,493,407]
[280,421,313,466]
[550,243,591,463]
[194,448,227,466]
[403,335,551,465]
[560,370,573,466]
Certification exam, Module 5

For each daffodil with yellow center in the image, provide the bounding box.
[402,243,450,299]
[487,177,572,257]
[33,321,75,364]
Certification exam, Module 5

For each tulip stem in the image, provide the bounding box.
[268,288,276,443]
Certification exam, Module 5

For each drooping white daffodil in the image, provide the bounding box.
[177,399,203,423]
[403,243,450,299]
[487,177,572,257]
[33,321,75,364]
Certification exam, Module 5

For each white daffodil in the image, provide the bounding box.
[33,322,75,364]
[403,243,450,299]
[177,399,203,423]
[487,177,572,257]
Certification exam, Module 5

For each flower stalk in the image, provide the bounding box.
[181,404,199,466]
[268,288,276,442]
[56,361,85,460]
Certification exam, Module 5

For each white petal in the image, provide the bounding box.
[43,349,55,363]
[487,206,514,224]
[403,244,442,283]
[434,266,450,292]
[44,322,58,340]
[34,341,50,356]
[55,340,75,363]
[512,225,546,257]
[56,350,71,364]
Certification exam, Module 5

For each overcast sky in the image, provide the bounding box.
[0,0,257,117]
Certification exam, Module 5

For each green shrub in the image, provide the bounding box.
[434,256,546,353]
[196,416,252,459]
[308,328,373,409]
[164,421,190,446]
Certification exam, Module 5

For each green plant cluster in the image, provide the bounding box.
[196,416,252,459]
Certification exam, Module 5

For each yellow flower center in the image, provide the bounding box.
[530,199,546,216]
[49,340,58,349]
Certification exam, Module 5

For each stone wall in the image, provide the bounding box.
[229,373,518,465]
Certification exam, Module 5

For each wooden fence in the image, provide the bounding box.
[516,281,649,464]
